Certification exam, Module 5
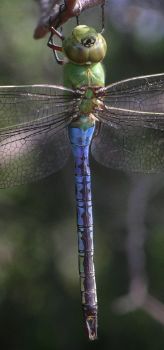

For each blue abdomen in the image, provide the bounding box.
[68,124,98,339]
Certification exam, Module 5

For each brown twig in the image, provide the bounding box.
[34,0,105,39]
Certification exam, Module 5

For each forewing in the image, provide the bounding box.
[0,85,79,187]
[99,73,164,115]
[0,84,77,128]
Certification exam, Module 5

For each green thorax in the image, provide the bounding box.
[62,25,107,130]
[63,61,105,130]
[63,61,105,89]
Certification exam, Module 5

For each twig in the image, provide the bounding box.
[34,0,105,38]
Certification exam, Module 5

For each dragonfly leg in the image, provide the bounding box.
[48,26,65,40]
[47,26,64,65]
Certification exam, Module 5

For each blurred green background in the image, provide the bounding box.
[0,0,164,349]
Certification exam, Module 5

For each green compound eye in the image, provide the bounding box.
[63,25,107,64]
[81,36,96,48]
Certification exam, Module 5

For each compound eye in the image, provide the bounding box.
[81,36,96,48]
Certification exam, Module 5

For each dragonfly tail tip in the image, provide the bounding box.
[83,308,98,341]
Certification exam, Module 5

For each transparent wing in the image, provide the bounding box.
[0,84,77,127]
[91,122,164,173]
[0,85,79,187]
[98,73,164,116]
[92,74,164,172]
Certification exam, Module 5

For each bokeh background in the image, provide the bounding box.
[0,0,164,349]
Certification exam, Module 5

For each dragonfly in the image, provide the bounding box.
[1,24,164,340]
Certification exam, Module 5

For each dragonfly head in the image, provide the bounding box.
[63,25,107,65]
